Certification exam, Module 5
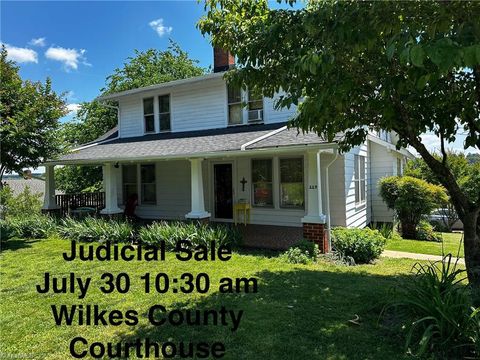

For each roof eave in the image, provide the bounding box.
[44,142,338,166]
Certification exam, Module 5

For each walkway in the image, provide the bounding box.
[382,250,465,265]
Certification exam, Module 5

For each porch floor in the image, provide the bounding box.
[237,224,303,250]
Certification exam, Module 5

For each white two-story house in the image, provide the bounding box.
[42,48,413,251]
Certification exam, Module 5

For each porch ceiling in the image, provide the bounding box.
[50,123,337,165]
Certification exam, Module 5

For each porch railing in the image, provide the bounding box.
[55,192,105,216]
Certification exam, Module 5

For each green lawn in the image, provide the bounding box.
[0,237,423,360]
[385,232,464,258]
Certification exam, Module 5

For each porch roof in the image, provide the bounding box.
[50,123,337,164]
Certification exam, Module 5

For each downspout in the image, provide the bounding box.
[324,148,339,251]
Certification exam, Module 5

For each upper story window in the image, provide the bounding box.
[252,159,273,207]
[143,98,155,133]
[158,94,171,132]
[354,155,366,204]
[248,89,263,123]
[279,158,304,209]
[228,84,242,125]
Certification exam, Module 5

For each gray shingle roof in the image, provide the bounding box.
[53,123,335,164]
[3,178,63,196]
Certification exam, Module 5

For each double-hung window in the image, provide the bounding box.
[251,159,273,207]
[122,165,138,204]
[143,98,155,133]
[140,164,156,205]
[279,158,304,208]
[354,155,366,204]
[247,89,263,123]
[228,84,242,125]
[158,94,171,132]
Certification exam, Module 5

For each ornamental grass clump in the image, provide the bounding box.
[59,217,133,243]
[331,227,386,264]
[138,221,240,250]
[3,214,56,239]
[387,254,479,358]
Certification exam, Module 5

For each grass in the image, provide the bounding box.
[385,232,464,258]
[0,237,428,360]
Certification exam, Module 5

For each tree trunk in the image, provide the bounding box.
[462,211,480,304]
[401,221,417,239]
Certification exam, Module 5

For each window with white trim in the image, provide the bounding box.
[227,84,242,125]
[251,159,273,207]
[143,98,155,133]
[140,164,156,205]
[247,89,263,123]
[354,155,366,204]
[279,158,304,208]
[158,94,171,132]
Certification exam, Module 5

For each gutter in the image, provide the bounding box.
[324,148,339,251]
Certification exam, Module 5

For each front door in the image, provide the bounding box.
[214,163,233,219]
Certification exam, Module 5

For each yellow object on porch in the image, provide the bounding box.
[234,202,251,225]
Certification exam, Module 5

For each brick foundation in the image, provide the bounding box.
[303,223,329,253]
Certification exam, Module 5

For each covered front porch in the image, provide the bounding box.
[43,124,344,250]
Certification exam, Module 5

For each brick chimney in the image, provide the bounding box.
[213,47,235,73]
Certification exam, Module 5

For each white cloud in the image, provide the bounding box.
[67,103,81,114]
[29,37,46,47]
[2,43,38,63]
[45,46,90,71]
[149,18,173,37]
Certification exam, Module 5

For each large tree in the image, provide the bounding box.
[58,41,205,193]
[0,46,67,183]
[199,1,480,291]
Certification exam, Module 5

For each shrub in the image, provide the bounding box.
[416,220,442,242]
[59,217,133,243]
[387,255,479,358]
[280,247,312,264]
[280,239,320,264]
[138,221,240,250]
[6,215,56,239]
[331,227,386,264]
[0,185,42,218]
[0,219,15,242]
[379,176,448,239]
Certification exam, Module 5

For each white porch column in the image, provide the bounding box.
[185,158,211,219]
[42,164,59,210]
[100,163,122,215]
[302,151,326,224]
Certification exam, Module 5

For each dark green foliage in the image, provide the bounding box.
[379,176,448,239]
[138,221,240,250]
[280,239,320,264]
[58,217,134,243]
[0,46,67,182]
[55,166,103,194]
[331,228,387,264]
[389,255,479,358]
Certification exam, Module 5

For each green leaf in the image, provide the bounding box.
[386,43,396,61]
[410,45,425,67]
[416,75,429,90]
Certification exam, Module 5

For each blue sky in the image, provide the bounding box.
[1,0,478,155]
[1,1,215,116]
